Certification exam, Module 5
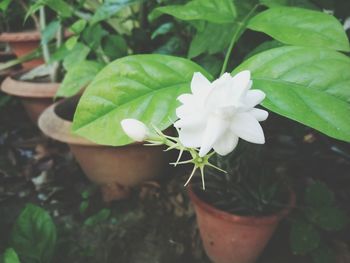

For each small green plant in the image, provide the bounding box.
[290,181,349,263]
[1,204,57,263]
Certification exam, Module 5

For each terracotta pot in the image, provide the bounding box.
[188,187,295,263]
[0,74,59,123]
[0,31,44,70]
[38,96,170,201]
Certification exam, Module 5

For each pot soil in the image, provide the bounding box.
[0,31,44,70]
[188,186,295,263]
[0,73,59,123]
[38,96,170,202]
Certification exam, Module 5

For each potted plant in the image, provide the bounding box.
[0,0,109,123]
[0,5,65,123]
[70,1,350,262]
[36,0,172,201]
[0,0,45,69]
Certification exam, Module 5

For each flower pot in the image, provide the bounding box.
[0,31,44,70]
[188,187,295,263]
[38,96,170,201]
[0,74,59,123]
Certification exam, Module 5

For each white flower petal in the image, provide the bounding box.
[244,90,266,108]
[228,71,252,104]
[121,119,149,142]
[191,72,211,95]
[174,112,206,129]
[178,127,203,148]
[206,71,252,109]
[199,116,229,157]
[213,132,239,156]
[205,73,234,109]
[177,93,193,104]
[249,108,269,121]
[230,113,265,144]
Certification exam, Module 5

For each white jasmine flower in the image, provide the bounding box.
[121,119,149,142]
[174,71,268,157]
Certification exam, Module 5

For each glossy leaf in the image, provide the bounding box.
[28,0,73,18]
[56,61,104,98]
[234,46,350,142]
[188,23,235,58]
[81,24,108,50]
[290,220,320,255]
[248,7,350,51]
[90,0,141,25]
[62,43,90,70]
[260,0,317,9]
[72,55,211,146]
[149,0,237,24]
[69,19,87,34]
[306,206,348,231]
[10,204,56,263]
[102,35,128,60]
[40,20,60,45]
[311,245,336,263]
[0,0,12,12]
[188,1,258,58]
[3,248,20,263]
[151,22,174,39]
[305,182,334,207]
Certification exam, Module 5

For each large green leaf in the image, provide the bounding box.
[41,20,60,45]
[306,206,348,231]
[56,61,104,98]
[260,0,318,9]
[27,0,73,18]
[90,0,141,25]
[234,46,350,142]
[188,22,235,58]
[187,1,258,58]
[72,55,211,146]
[149,0,237,24]
[0,0,12,12]
[3,248,21,263]
[305,182,334,208]
[10,204,56,263]
[290,220,320,255]
[248,7,350,51]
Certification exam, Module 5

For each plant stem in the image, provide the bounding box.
[51,25,63,82]
[40,7,56,83]
[220,4,260,76]
[39,7,50,64]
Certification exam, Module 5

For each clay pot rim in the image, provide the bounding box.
[188,185,296,226]
[0,30,73,42]
[0,31,42,42]
[38,98,145,147]
[1,73,59,98]
[38,99,97,146]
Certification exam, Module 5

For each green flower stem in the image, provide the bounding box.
[220,4,260,76]
[145,129,227,189]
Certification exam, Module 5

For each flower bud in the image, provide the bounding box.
[121,119,149,142]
